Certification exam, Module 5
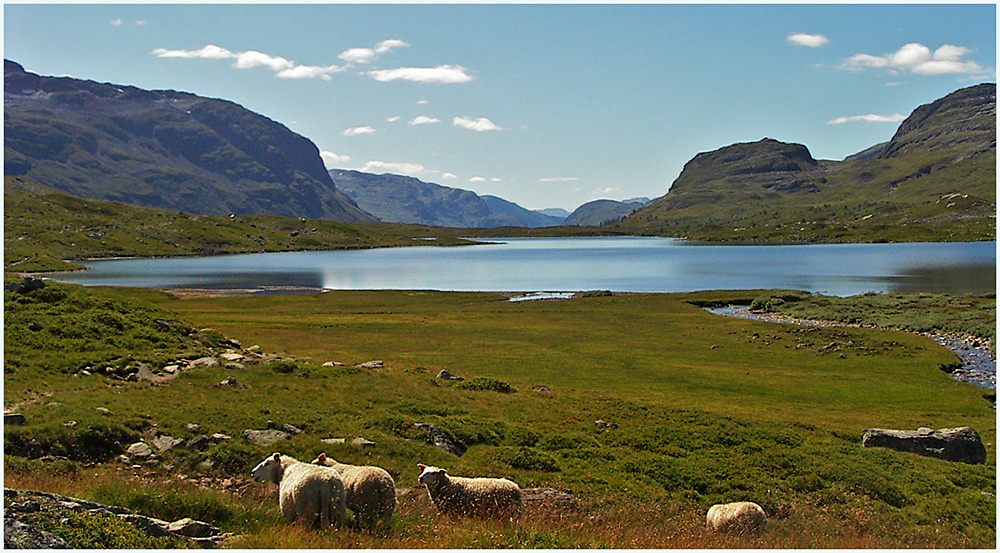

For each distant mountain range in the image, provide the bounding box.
[3,60,374,223]
[608,83,996,242]
[4,59,994,242]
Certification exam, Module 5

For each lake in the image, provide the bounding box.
[43,237,996,297]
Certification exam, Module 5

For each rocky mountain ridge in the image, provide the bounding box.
[3,60,374,223]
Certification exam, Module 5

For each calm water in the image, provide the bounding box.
[44,237,996,296]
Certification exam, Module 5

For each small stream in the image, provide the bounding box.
[707,306,996,391]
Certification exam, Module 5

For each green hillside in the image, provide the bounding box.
[609,84,996,242]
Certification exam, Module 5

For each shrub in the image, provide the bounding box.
[492,446,561,472]
[458,377,516,394]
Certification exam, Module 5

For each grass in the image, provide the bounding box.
[4,282,995,547]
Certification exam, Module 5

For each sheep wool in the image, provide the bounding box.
[312,452,397,532]
[417,464,524,519]
[251,453,348,529]
[706,501,767,536]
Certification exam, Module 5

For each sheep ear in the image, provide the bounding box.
[272,452,280,462]
[318,453,326,462]
[417,463,426,471]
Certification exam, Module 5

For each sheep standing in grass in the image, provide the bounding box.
[251,453,347,529]
[706,501,767,536]
[311,452,397,532]
[417,464,524,519]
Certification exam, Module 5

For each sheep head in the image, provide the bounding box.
[251,452,284,483]
[417,464,448,488]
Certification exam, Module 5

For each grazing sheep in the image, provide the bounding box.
[311,452,397,532]
[251,452,347,529]
[416,464,524,519]
[706,501,767,536]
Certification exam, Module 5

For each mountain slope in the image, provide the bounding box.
[563,199,645,226]
[330,169,562,228]
[610,83,996,242]
[3,60,375,222]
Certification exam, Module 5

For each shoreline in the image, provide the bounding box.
[706,305,996,391]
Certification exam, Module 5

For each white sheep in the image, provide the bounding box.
[416,463,524,519]
[251,452,347,529]
[311,452,397,532]
[706,501,767,536]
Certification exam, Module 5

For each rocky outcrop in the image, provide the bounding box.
[862,426,987,464]
[413,422,467,456]
[3,488,229,548]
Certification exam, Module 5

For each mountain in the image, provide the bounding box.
[609,83,996,242]
[563,198,647,226]
[329,169,562,228]
[480,195,564,227]
[537,207,571,220]
[3,60,375,223]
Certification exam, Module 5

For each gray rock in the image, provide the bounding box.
[167,517,220,538]
[436,369,465,381]
[95,407,111,415]
[241,429,290,446]
[862,426,987,464]
[321,438,346,445]
[5,413,26,426]
[126,442,153,458]
[4,519,68,549]
[351,437,375,447]
[413,422,466,456]
[151,435,184,452]
[218,376,246,389]
[4,277,45,295]
[119,514,172,538]
[359,360,384,369]
[190,357,220,368]
[279,423,303,435]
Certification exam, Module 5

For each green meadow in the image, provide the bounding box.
[4,282,995,548]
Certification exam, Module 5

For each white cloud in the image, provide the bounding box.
[386,116,401,123]
[234,50,294,72]
[594,187,621,196]
[135,20,146,26]
[339,47,377,64]
[320,151,351,166]
[787,32,829,48]
[277,64,344,80]
[453,116,503,132]
[343,126,376,137]
[417,99,429,105]
[152,44,235,59]
[442,173,458,180]
[375,39,408,54]
[368,65,474,84]
[409,115,441,126]
[840,42,986,76]
[827,113,907,125]
[111,18,123,27]
[469,176,487,183]
[360,160,434,176]
[539,177,579,183]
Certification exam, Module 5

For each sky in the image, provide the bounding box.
[3,3,996,211]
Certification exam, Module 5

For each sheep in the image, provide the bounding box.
[416,464,524,519]
[706,501,767,536]
[311,452,397,532]
[251,452,347,529]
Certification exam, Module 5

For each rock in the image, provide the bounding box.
[4,519,68,549]
[185,436,210,450]
[95,407,111,415]
[17,439,42,458]
[27,323,43,332]
[189,357,220,368]
[322,438,346,445]
[5,413,26,426]
[279,423,303,435]
[359,360,384,369]
[218,376,246,389]
[186,423,200,431]
[224,363,245,370]
[119,514,172,538]
[247,345,261,353]
[241,429,290,446]
[532,385,553,395]
[436,369,465,381]
[209,433,231,443]
[162,365,180,374]
[413,422,466,456]
[126,442,153,458]
[322,361,345,367]
[862,426,987,464]
[63,420,77,428]
[166,518,220,538]
[151,435,184,452]
[351,437,375,447]
[595,419,618,429]
[523,487,577,507]
[4,276,45,295]
[220,352,244,362]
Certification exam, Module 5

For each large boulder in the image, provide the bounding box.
[862,426,987,464]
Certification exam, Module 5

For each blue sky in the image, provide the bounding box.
[4,3,996,211]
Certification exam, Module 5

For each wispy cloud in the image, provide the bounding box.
[409,115,441,126]
[827,113,907,125]
[441,172,458,180]
[594,187,621,196]
[153,43,345,79]
[787,32,829,48]
[453,116,503,132]
[469,176,486,183]
[368,65,474,84]
[343,126,376,137]
[386,116,401,123]
[320,151,350,166]
[539,177,578,183]
[361,160,435,176]
[110,18,123,27]
[840,42,988,76]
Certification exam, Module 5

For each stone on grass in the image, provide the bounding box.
[862,426,987,464]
